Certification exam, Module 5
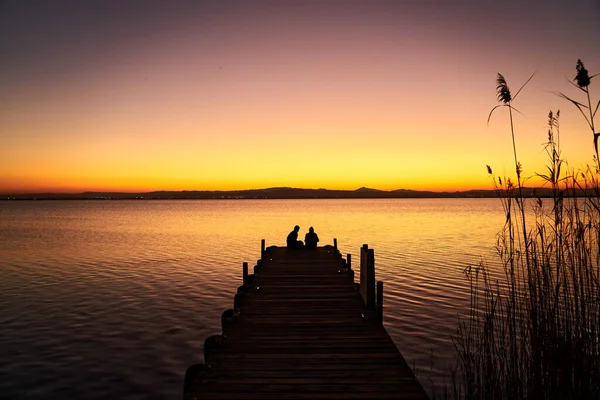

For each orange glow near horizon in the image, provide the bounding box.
[1,2,598,195]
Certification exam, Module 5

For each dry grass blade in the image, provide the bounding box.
[487,104,526,125]
[556,92,587,108]
[512,71,537,100]
[566,77,588,92]
[487,104,506,125]
[510,105,525,118]
[593,99,600,118]
[536,172,551,182]
[557,92,592,128]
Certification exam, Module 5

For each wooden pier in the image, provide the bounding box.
[184,240,429,399]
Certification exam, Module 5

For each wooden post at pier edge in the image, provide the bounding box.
[377,280,384,324]
[333,238,338,252]
[261,239,265,259]
[360,244,376,310]
[242,262,248,285]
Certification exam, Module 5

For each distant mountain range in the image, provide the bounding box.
[0,186,572,200]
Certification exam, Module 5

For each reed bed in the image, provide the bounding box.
[452,60,600,399]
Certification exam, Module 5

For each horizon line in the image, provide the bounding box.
[0,185,555,197]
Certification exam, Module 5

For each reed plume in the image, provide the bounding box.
[557,59,600,167]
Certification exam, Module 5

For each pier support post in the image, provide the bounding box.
[377,281,384,324]
[261,239,265,259]
[360,245,376,310]
[367,249,376,310]
[334,238,338,252]
[242,262,248,285]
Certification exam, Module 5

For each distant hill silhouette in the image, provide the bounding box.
[0,186,579,200]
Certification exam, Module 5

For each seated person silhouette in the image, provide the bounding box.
[304,227,319,250]
[286,225,304,249]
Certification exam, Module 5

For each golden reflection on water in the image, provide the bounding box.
[1,198,507,398]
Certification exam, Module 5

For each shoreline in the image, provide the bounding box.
[0,186,584,200]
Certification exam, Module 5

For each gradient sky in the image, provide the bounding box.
[1,0,599,193]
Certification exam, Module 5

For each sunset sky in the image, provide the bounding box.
[1,0,599,193]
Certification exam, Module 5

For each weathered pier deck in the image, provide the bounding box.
[184,242,429,399]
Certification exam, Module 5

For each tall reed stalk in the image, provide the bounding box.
[452,60,600,400]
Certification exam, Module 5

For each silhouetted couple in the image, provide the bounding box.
[287,225,319,250]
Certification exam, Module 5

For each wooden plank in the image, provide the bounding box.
[185,246,428,400]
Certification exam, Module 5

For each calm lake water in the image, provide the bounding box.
[0,199,506,399]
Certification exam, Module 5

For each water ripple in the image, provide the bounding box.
[0,199,506,398]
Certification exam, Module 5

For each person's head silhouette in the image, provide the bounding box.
[309,227,314,233]
[294,225,300,232]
